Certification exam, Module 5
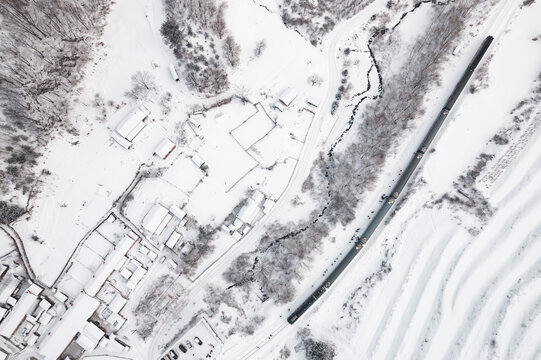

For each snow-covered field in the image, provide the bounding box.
[2,0,540,359]
[255,1,541,359]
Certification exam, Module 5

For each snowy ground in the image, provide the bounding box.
[4,0,540,359]
[253,1,541,359]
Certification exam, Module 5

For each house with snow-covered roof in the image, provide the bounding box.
[141,203,172,235]
[278,88,298,107]
[154,138,176,159]
[111,105,151,149]
[0,281,42,339]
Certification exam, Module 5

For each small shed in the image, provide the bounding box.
[154,139,176,160]
[114,105,151,143]
[142,204,172,235]
[165,231,181,249]
[169,64,180,82]
[279,88,298,107]
[191,154,206,169]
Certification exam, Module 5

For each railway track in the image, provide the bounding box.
[287,35,495,325]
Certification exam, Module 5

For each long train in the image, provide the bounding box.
[287,35,494,325]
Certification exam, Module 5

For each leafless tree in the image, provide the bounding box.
[222,35,241,67]
[254,39,266,57]
[212,3,228,39]
[308,74,324,86]
[125,71,157,100]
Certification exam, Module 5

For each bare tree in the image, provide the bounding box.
[222,35,241,67]
[212,2,228,39]
[125,71,157,100]
[308,74,324,86]
[254,39,266,57]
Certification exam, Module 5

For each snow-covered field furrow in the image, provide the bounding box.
[365,217,455,359]
[378,226,456,359]
[410,228,475,360]
[481,258,541,359]
[294,2,541,357]
[327,129,541,360]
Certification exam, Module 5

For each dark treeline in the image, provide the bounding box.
[0,0,111,222]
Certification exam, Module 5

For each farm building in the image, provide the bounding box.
[112,105,151,148]
[37,294,100,360]
[84,236,136,296]
[0,281,42,339]
[278,88,298,107]
[141,204,172,235]
[154,139,176,159]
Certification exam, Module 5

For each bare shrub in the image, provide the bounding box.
[222,35,241,67]
[0,201,25,224]
[296,329,336,360]
[254,40,267,57]
[125,71,157,100]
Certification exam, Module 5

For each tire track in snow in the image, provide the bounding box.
[410,230,475,360]
[450,172,541,310]
[440,198,541,360]
[364,216,451,358]
[381,224,457,360]
[489,149,541,211]
[479,257,541,360]
[504,275,541,359]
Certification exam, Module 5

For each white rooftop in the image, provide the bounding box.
[237,198,262,224]
[154,139,176,159]
[279,87,298,106]
[108,294,127,313]
[38,294,100,360]
[85,236,135,296]
[169,205,187,220]
[76,322,105,352]
[165,231,181,249]
[142,204,171,234]
[0,282,42,338]
[115,105,150,142]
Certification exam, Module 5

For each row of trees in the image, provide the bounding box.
[224,0,491,305]
[0,0,111,213]
[281,0,375,45]
[160,0,241,95]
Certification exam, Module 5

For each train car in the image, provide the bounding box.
[286,35,494,326]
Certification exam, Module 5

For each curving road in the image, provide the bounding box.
[148,2,383,359]
[150,0,519,358]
